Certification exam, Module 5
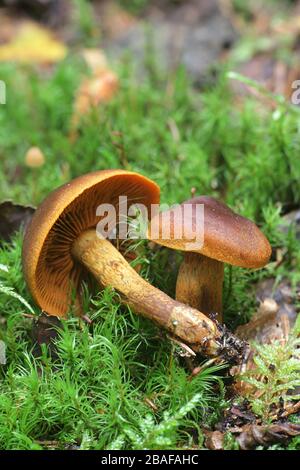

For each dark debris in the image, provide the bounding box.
[0,200,35,243]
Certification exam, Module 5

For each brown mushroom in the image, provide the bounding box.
[148,196,272,321]
[22,170,239,358]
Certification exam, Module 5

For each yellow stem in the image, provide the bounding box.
[72,229,221,355]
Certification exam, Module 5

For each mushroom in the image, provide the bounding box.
[25,146,45,168]
[148,196,272,321]
[22,170,244,359]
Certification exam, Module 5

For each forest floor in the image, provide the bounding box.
[0,0,300,450]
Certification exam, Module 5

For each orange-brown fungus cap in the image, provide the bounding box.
[23,169,160,317]
[149,196,271,269]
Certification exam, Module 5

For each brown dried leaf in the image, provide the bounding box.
[256,278,298,328]
[205,422,300,450]
[235,298,290,345]
[31,312,61,358]
[204,430,224,450]
[236,422,300,450]
[233,278,299,396]
[236,275,299,346]
[0,200,35,242]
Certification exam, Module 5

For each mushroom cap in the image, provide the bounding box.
[149,196,271,268]
[23,169,160,317]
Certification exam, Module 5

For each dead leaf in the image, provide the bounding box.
[31,312,61,358]
[236,422,300,450]
[0,200,35,242]
[256,278,299,327]
[217,401,257,430]
[0,20,67,64]
[235,298,290,344]
[233,293,293,396]
[235,275,300,346]
[204,430,224,450]
[232,277,300,397]
[205,422,300,450]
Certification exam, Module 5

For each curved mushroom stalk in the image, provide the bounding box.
[72,229,222,356]
[176,253,224,322]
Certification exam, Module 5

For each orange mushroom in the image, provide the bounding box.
[148,196,271,321]
[22,170,245,359]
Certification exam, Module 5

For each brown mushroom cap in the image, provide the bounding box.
[149,196,271,269]
[23,169,160,317]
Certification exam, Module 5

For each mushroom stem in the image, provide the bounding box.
[72,229,222,356]
[176,253,224,322]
